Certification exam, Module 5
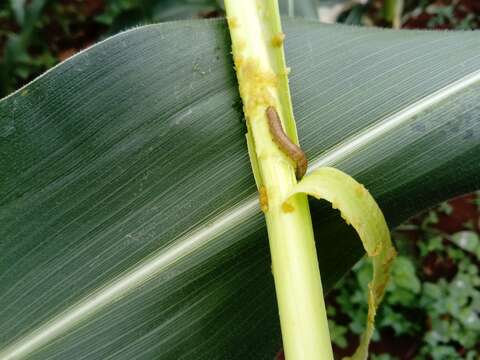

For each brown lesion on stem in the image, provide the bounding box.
[271,32,285,47]
[259,185,269,212]
[236,59,278,115]
[281,201,295,213]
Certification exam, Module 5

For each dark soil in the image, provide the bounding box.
[41,0,107,61]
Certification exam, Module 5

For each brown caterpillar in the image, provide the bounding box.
[266,106,308,180]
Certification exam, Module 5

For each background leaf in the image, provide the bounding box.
[9,0,26,26]
[278,0,319,19]
[0,18,480,359]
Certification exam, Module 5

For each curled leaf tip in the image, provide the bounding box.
[283,166,396,360]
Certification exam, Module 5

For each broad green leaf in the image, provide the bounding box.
[1,19,480,359]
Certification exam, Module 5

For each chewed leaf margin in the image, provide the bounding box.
[284,167,397,360]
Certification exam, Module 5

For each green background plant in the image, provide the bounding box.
[327,195,480,359]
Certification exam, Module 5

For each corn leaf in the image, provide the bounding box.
[1,19,480,359]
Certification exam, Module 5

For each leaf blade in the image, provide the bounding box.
[0,19,479,359]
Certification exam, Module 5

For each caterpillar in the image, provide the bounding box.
[266,106,308,180]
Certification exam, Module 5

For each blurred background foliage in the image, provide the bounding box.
[327,192,480,359]
[1,0,479,99]
[1,1,479,359]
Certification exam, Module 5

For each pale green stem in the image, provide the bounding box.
[384,0,404,29]
[224,1,334,359]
